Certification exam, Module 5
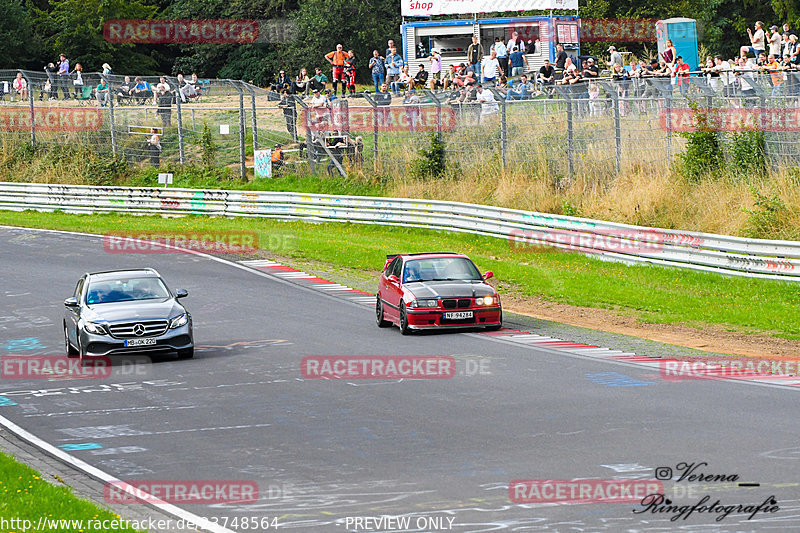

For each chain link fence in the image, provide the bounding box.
[2,68,800,179]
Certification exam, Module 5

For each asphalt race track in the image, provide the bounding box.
[1,226,800,532]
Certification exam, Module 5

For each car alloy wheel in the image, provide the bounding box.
[64,324,78,357]
[399,303,411,335]
[376,297,391,328]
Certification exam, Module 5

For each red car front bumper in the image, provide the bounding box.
[405,306,502,330]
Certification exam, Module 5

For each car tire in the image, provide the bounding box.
[376,297,391,328]
[64,324,78,357]
[399,303,411,336]
[177,347,194,360]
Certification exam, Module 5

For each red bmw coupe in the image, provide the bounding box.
[376,252,502,334]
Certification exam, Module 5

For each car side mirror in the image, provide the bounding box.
[387,274,399,284]
[64,297,79,307]
[175,289,189,299]
[483,271,494,281]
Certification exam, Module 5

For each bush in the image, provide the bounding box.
[677,102,723,181]
[199,123,217,167]
[410,133,446,179]
[728,130,766,175]
[744,186,788,238]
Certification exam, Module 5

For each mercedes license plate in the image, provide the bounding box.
[125,338,157,347]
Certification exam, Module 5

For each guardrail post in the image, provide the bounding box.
[499,95,508,170]
[295,95,315,173]
[108,79,117,157]
[600,82,621,174]
[566,96,574,180]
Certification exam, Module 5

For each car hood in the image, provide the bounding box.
[406,280,495,299]
[85,298,184,323]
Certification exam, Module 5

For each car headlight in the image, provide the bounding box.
[409,299,438,308]
[476,296,498,306]
[169,313,189,329]
[84,322,107,335]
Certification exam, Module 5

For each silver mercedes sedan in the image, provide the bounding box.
[64,268,193,361]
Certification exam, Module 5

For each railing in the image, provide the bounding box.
[1,182,799,282]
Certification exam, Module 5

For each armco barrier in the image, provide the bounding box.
[1,182,800,282]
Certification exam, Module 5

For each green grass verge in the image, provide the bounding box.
[0,452,143,533]
[2,210,799,340]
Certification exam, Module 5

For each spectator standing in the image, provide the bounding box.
[385,47,404,95]
[673,56,690,94]
[148,128,161,167]
[741,21,766,58]
[607,46,623,69]
[369,51,385,93]
[482,50,501,85]
[57,54,70,99]
[768,25,782,58]
[507,31,524,54]
[72,63,84,98]
[278,90,298,141]
[661,39,677,67]
[386,40,395,58]
[43,62,57,100]
[96,78,110,107]
[508,46,528,77]
[12,73,27,101]
[467,35,485,81]
[102,63,113,77]
[325,44,348,96]
[492,37,508,78]
[555,43,568,70]
[344,50,357,96]
[429,49,442,90]
[714,55,733,96]
[155,77,173,127]
[764,54,784,96]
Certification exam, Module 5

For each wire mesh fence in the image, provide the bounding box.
[2,68,800,180]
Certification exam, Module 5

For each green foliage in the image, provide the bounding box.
[744,186,788,238]
[561,200,579,217]
[82,154,129,186]
[0,0,36,68]
[199,122,217,167]
[410,134,447,179]
[678,101,723,181]
[728,130,766,175]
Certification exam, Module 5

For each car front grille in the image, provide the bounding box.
[442,298,472,309]
[108,320,169,339]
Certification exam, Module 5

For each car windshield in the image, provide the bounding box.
[86,277,171,304]
[403,257,482,283]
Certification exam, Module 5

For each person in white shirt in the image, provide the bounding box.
[492,37,508,80]
[768,25,782,58]
[741,21,766,57]
[309,88,328,108]
[482,50,501,85]
[607,46,623,68]
[507,31,524,54]
[475,85,498,121]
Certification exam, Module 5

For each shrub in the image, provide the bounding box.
[410,133,446,179]
[677,101,723,181]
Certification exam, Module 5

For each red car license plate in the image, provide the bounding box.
[443,311,473,320]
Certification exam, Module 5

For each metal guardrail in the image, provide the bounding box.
[1,182,799,282]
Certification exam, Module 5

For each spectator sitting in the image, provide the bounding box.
[131,77,153,102]
[293,68,310,95]
[175,73,196,102]
[538,59,555,85]
[394,65,412,94]
[274,70,291,92]
[413,64,428,90]
[96,78,110,107]
[475,84,498,120]
[441,64,456,90]
[403,90,422,105]
[12,73,27,101]
[453,63,477,87]
[582,57,600,79]
[558,58,580,84]
[374,83,392,106]
[309,88,328,108]
[102,63,113,77]
[507,74,533,99]
[310,67,328,93]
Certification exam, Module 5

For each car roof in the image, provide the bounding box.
[400,252,469,261]
[86,268,160,280]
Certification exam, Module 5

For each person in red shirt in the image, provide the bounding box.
[673,56,690,95]
[325,44,348,96]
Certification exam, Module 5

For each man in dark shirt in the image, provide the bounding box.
[274,70,291,92]
[582,57,599,78]
[555,44,568,70]
[508,47,528,77]
[375,83,392,106]
[413,64,429,89]
[467,35,485,80]
[538,59,555,84]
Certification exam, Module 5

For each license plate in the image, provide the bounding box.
[125,338,157,347]
[443,311,473,320]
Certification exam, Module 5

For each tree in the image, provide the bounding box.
[0,0,36,68]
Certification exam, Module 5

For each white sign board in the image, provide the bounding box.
[158,173,173,185]
[220,124,230,135]
[403,0,577,16]
[254,150,273,179]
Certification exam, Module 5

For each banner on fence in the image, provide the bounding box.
[0,108,102,132]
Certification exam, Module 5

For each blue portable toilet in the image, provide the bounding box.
[656,18,699,72]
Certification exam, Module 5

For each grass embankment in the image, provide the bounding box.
[0,452,143,533]
[2,136,800,241]
[2,210,799,341]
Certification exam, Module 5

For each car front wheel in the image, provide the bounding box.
[64,324,78,357]
[399,303,411,335]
